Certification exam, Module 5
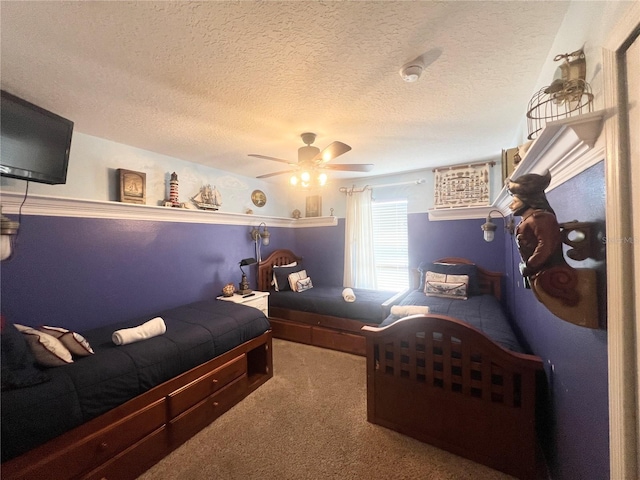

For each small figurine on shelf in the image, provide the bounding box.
[169,172,180,207]
[192,184,222,210]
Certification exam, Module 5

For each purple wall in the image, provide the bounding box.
[503,162,609,480]
[0,216,296,332]
[408,213,506,273]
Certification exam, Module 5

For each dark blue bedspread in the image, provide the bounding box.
[1,298,270,462]
[379,290,523,353]
[269,287,397,324]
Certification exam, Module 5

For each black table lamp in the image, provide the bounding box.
[238,258,256,295]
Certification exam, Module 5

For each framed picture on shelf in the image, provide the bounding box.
[118,169,146,204]
[305,195,322,217]
[501,147,520,183]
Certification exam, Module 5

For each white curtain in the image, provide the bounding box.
[343,188,377,289]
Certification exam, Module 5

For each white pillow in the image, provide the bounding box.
[288,269,308,291]
[14,324,74,367]
[38,325,94,356]
[424,271,469,300]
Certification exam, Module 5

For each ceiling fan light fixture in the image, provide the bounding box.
[301,171,311,182]
[318,173,328,186]
[290,175,299,186]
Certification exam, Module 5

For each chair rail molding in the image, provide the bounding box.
[429,110,606,221]
[0,192,337,228]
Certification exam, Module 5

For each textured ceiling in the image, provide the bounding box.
[0,1,571,184]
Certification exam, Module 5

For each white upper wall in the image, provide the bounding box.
[0,131,288,217]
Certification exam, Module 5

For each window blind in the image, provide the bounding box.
[372,200,409,291]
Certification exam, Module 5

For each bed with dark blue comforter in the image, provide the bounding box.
[269,286,396,324]
[379,289,524,352]
[258,249,404,355]
[1,298,271,464]
[362,258,544,480]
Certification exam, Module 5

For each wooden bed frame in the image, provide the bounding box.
[258,249,406,356]
[2,331,272,480]
[362,258,544,480]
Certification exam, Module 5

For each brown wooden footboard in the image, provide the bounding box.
[362,315,543,480]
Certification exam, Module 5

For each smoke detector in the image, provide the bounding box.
[399,62,424,83]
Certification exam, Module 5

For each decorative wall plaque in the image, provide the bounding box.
[433,162,493,208]
[118,169,146,204]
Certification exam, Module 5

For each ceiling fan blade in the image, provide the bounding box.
[312,141,352,163]
[323,163,374,172]
[256,169,296,179]
[249,154,295,165]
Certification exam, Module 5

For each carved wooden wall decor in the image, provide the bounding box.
[433,162,493,208]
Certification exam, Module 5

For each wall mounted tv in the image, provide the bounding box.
[1,90,73,185]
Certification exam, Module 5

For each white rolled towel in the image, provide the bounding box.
[390,305,430,317]
[112,317,167,346]
[342,288,356,302]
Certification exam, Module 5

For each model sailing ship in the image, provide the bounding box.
[192,184,222,210]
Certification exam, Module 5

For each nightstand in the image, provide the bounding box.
[217,291,269,316]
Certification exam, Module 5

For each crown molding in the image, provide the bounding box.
[0,192,338,228]
[430,111,606,220]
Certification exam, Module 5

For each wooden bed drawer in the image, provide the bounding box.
[80,425,169,480]
[167,354,247,418]
[13,398,166,480]
[312,327,366,356]
[269,318,312,344]
[169,374,248,448]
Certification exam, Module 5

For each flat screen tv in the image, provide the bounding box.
[1,90,73,185]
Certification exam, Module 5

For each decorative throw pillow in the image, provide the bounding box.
[1,320,51,390]
[424,271,469,300]
[288,270,308,291]
[274,264,304,292]
[38,326,94,357]
[272,262,297,288]
[418,262,481,296]
[295,276,314,292]
[14,324,74,367]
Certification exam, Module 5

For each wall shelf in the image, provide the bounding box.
[0,192,338,228]
[429,110,606,221]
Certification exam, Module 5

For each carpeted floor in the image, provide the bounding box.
[138,339,514,480]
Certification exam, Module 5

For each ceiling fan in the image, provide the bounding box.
[249,132,373,186]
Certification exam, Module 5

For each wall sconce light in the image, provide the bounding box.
[1,207,19,261]
[481,209,515,242]
[238,257,256,295]
[249,222,270,261]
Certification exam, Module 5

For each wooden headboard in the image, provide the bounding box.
[259,250,502,300]
[411,257,503,301]
[257,249,302,292]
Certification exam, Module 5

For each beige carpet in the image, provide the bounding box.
[138,339,514,480]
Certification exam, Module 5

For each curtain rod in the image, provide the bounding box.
[339,179,425,194]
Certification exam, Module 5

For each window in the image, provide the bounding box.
[371,200,409,291]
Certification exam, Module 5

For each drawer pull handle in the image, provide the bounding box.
[213,401,219,407]
[99,441,108,450]
[212,379,219,384]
